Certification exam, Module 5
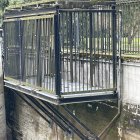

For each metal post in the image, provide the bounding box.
[112,4,117,91]
[54,8,61,96]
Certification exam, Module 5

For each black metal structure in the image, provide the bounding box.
[3,6,118,104]
[6,89,99,140]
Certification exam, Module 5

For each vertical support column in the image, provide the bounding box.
[112,5,117,92]
[0,36,7,140]
[54,9,61,96]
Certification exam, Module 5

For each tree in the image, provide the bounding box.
[122,3,140,45]
[0,0,9,10]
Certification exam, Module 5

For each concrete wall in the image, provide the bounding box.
[0,38,7,140]
[10,95,71,140]
[122,62,140,105]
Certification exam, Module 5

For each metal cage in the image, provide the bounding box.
[3,7,118,104]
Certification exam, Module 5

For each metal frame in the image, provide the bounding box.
[4,78,117,105]
[3,7,118,104]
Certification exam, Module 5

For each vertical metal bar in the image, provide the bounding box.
[3,23,8,75]
[105,12,107,89]
[101,12,104,89]
[93,13,96,90]
[69,12,73,83]
[47,18,50,90]
[85,12,89,91]
[78,12,80,92]
[54,9,61,96]
[21,20,26,81]
[74,12,77,92]
[112,6,117,91]
[89,12,93,87]
[36,19,42,87]
[19,20,22,81]
[66,12,69,92]
[61,12,65,93]
[82,12,85,91]
[108,12,111,88]
[32,20,36,85]
[97,12,100,89]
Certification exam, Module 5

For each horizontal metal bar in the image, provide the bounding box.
[5,8,115,20]
[4,77,117,105]
[62,88,115,95]
[117,0,140,5]
[66,0,115,5]
[62,49,140,60]
[4,14,54,22]
[59,93,118,105]
[61,91,115,98]
[4,8,56,19]
[59,9,116,13]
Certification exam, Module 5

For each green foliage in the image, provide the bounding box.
[0,0,9,27]
[0,0,9,10]
[121,3,140,45]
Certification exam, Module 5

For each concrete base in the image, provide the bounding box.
[0,38,7,140]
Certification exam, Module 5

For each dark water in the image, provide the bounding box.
[65,102,140,140]
[66,102,119,140]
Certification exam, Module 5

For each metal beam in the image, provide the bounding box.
[4,78,117,105]
[4,14,54,22]
[4,8,56,19]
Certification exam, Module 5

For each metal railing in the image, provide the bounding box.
[59,9,117,95]
[4,16,56,93]
[4,8,117,96]
[117,0,140,54]
[91,0,140,55]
